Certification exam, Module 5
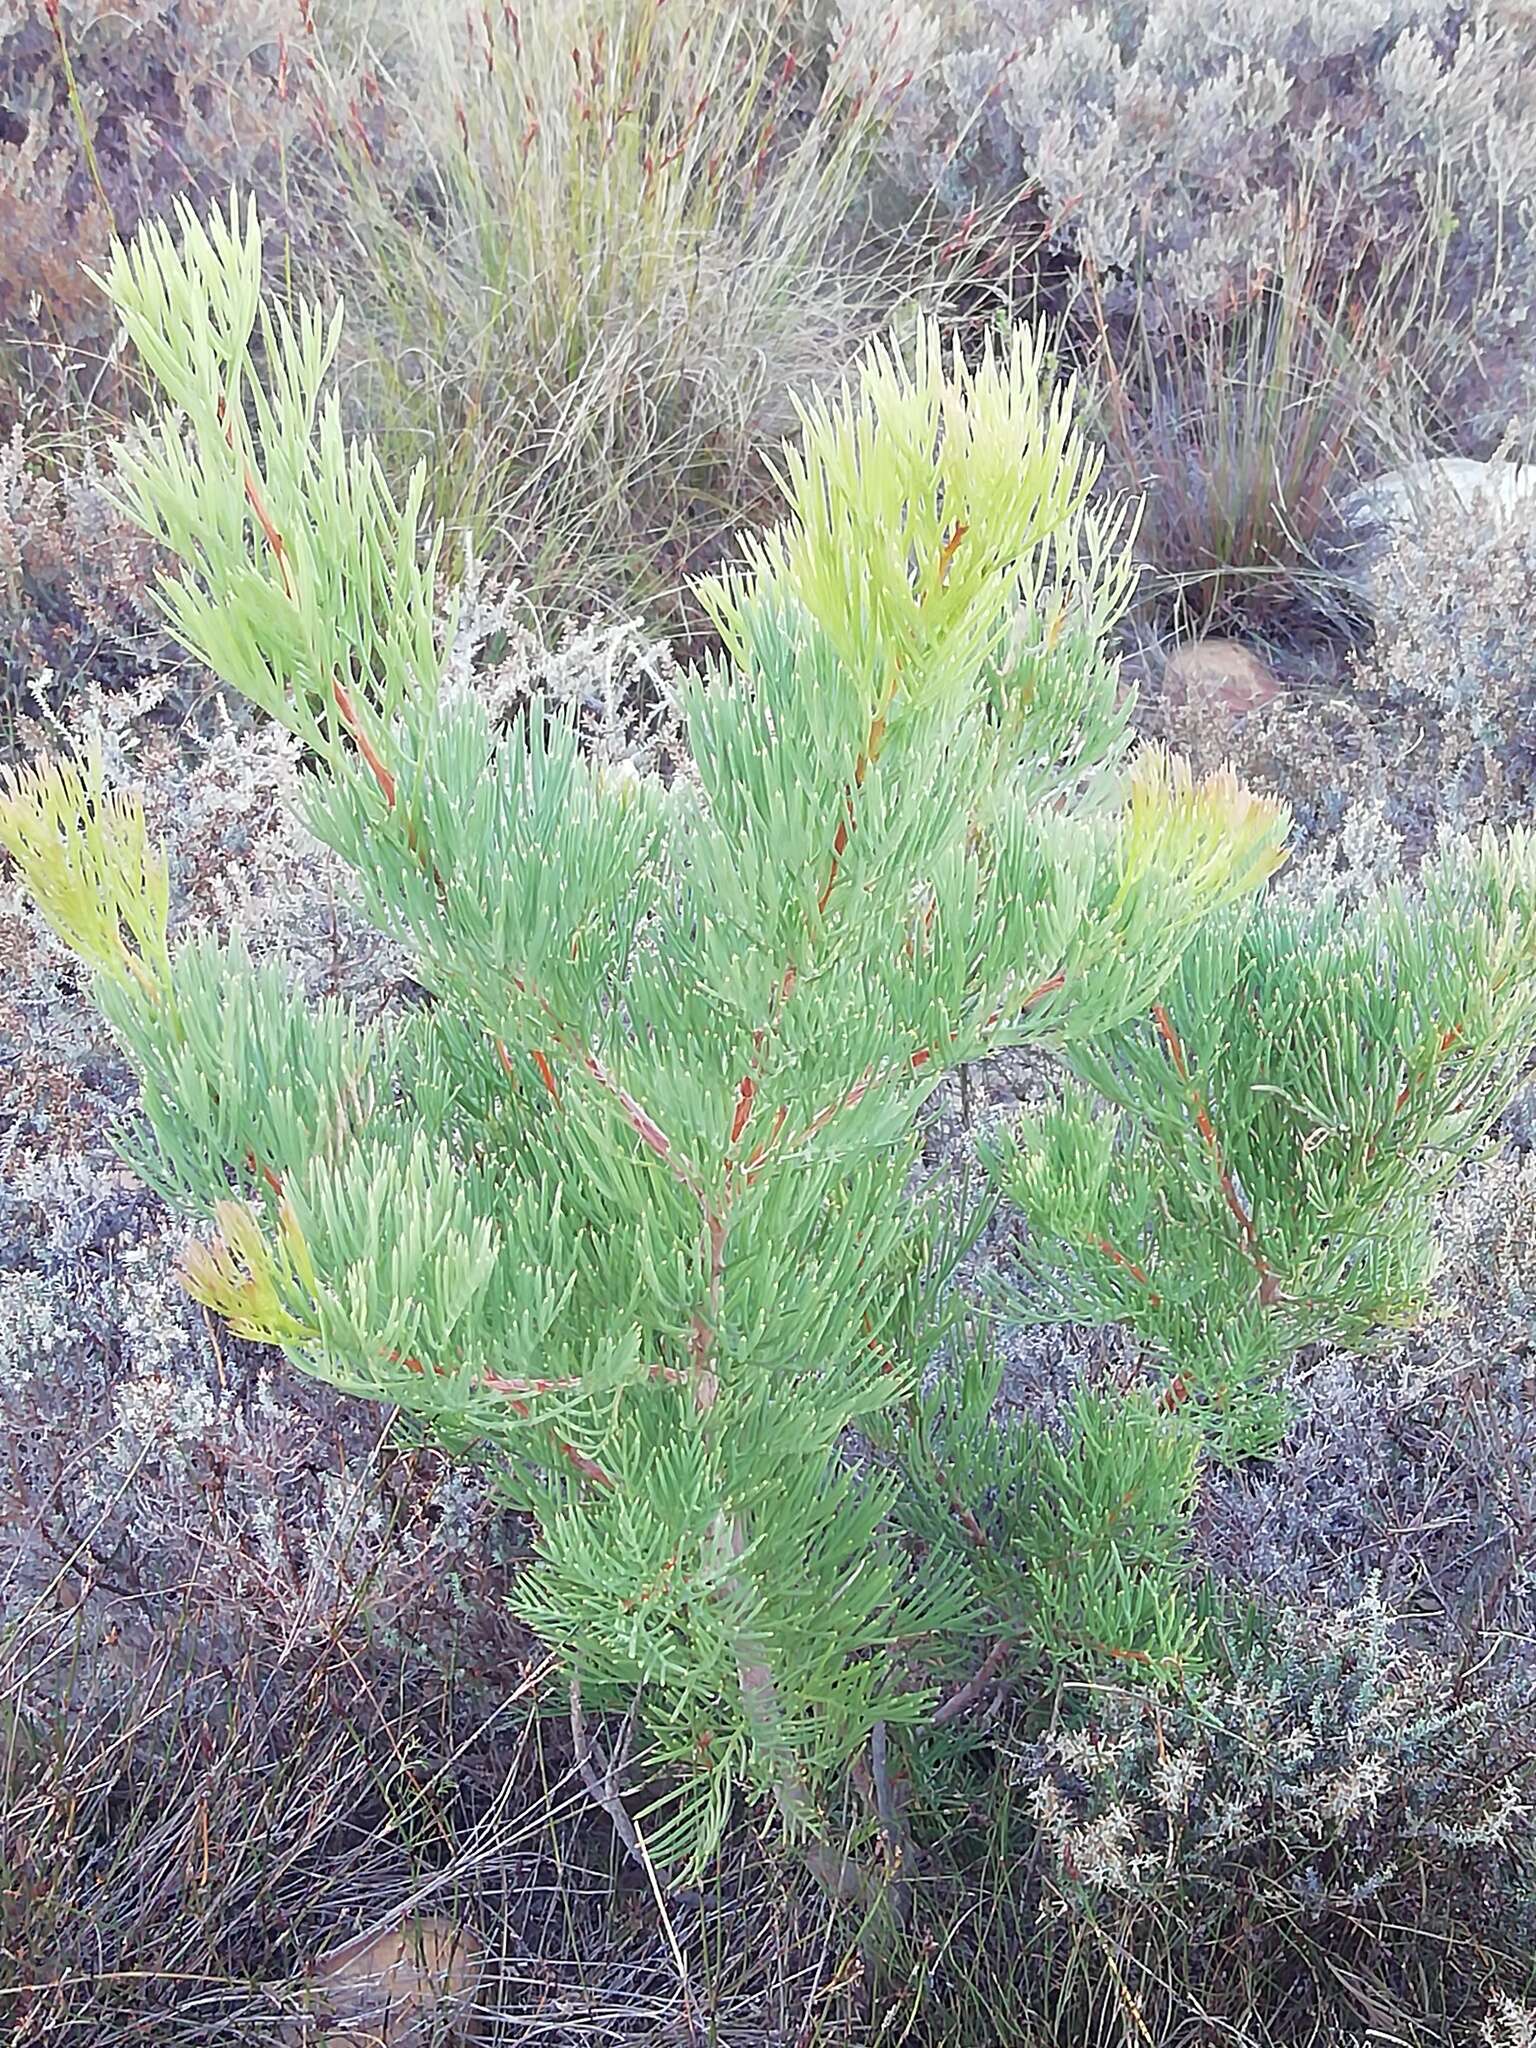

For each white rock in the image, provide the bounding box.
[1334,457,1536,608]
[1341,457,1536,543]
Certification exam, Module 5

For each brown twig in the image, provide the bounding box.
[1394,1025,1462,1111]
[568,1678,645,1871]
[389,1348,615,1488]
[934,1637,1014,1725]
[815,525,968,918]
[1093,1237,1160,1303]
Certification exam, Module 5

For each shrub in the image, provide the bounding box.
[851,1583,1536,2043]
[0,425,195,738]
[1016,1590,1536,2038]
[991,832,1536,1458]
[877,0,1536,631]
[7,197,1536,1901]
[0,0,319,428]
[0,197,1295,1878]
[896,0,1536,404]
[1357,496,1536,832]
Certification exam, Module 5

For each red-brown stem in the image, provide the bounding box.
[1395,1026,1462,1111]
[521,1044,732,1413]
[743,1105,788,1178]
[1152,1001,1277,1305]
[910,971,1068,1073]
[579,1050,712,1222]
[480,1370,583,1397]
[495,1034,559,1108]
[1086,1638,1157,1668]
[391,1348,614,1487]
[910,1411,990,1552]
[542,1434,616,1488]
[816,791,858,915]
[729,1074,755,1145]
[243,1149,285,1200]
[1094,1238,1160,1303]
[1159,1370,1193,1415]
[814,519,965,921]
[734,968,799,1178]
[503,990,700,1215]
[223,408,296,607]
[219,391,406,820]
[1018,970,1067,1010]
[860,1311,900,1383]
[330,678,398,809]
[932,520,968,592]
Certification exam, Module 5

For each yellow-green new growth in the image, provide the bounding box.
[701,318,1138,725]
[97,195,445,792]
[0,752,172,1007]
[180,1197,322,1347]
[1118,746,1289,909]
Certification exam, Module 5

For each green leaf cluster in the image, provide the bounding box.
[990,841,1536,1458]
[14,193,1531,1880]
[883,1344,1204,1691]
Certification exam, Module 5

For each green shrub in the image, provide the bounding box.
[4,198,1534,1894]
[0,198,1290,1876]
[993,833,1536,1458]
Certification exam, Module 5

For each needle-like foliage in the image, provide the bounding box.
[991,844,1536,1459]
[0,198,1293,1873]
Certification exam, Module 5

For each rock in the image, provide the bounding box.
[1161,639,1285,719]
[291,1915,486,2046]
[1341,457,1536,541]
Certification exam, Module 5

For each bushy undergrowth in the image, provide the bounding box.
[3,0,931,643]
[898,0,1536,373]
[1362,496,1536,830]
[286,0,938,636]
[0,0,327,427]
[0,427,195,736]
[1015,1593,1536,2039]
[876,0,1536,631]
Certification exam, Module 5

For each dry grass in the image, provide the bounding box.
[1072,193,1508,642]
[295,0,936,640]
[0,1582,884,2044]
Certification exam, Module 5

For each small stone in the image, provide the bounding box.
[1161,639,1285,719]
[294,1915,485,2046]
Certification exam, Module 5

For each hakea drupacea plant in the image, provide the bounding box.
[0,198,1302,1874]
[991,839,1536,1461]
